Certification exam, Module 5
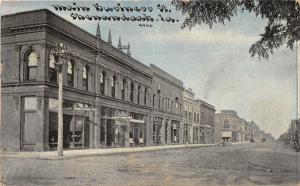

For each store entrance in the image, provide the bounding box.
[49,112,90,150]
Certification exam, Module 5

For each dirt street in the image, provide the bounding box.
[1,142,299,186]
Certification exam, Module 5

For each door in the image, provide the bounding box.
[134,127,139,145]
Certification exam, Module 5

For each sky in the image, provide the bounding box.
[1,0,297,138]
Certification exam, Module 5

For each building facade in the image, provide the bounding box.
[0,9,191,152]
[183,88,194,144]
[215,110,246,143]
[198,100,216,144]
[150,64,184,145]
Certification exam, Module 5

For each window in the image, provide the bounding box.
[153,94,155,107]
[49,54,57,83]
[194,112,197,122]
[100,71,106,94]
[121,78,126,100]
[144,88,147,105]
[24,97,37,111]
[82,65,89,90]
[224,120,230,129]
[137,85,141,104]
[25,51,38,80]
[111,75,116,98]
[130,82,134,102]
[67,60,74,87]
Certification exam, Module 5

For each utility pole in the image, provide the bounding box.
[297,40,300,119]
[54,42,68,157]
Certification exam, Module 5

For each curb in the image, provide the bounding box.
[1,144,216,160]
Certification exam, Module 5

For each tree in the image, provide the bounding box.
[172,0,300,59]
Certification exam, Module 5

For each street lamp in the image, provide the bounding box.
[53,42,71,157]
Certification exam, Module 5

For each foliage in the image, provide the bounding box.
[172,0,300,59]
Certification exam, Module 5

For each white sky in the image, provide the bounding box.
[1,0,297,138]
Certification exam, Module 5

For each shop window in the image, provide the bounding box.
[121,78,126,100]
[100,71,106,94]
[24,96,37,111]
[130,82,134,102]
[25,51,38,80]
[111,75,117,98]
[137,85,141,104]
[49,54,57,83]
[67,60,74,87]
[144,88,147,105]
[82,65,89,90]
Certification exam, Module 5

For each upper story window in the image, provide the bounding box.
[153,94,156,107]
[224,120,230,129]
[49,54,57,83]
[25,51,38,80]
[194,112,197,122]
[137,85,141,104]
[144,88,147,105]
[82,65,89,90]
[121,78,126,100]
[67,60,74,87]
[100,71,106,95]
[130,82,134,102]
[111,75,117,98]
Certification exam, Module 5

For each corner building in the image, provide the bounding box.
[1,9,185,151]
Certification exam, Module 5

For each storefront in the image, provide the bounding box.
[48,99,92,150]
[171,120,180,144]
[153,117,163,145]
[129,112,146,147]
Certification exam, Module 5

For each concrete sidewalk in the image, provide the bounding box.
[0,143,216,160]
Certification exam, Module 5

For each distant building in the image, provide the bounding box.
[183,88,194,144]
[215,110,246,143]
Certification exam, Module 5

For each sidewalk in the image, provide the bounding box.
[0,143,215,160]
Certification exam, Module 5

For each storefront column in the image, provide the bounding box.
[179,121,183,144]
[167,120,171,144]
[94,108,101,148]
[161,118,165,145]
[125,119,130,147]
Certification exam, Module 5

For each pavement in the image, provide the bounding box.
[0,143,217,160]
[1,141,299,186]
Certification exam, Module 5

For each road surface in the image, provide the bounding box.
[1,142,299,186]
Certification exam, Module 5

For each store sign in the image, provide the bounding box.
[222,131,232,138]
[129,119,144,124]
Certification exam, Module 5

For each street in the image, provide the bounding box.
[1,142,299,186]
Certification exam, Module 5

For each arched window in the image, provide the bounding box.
[144,88,147,105]
[130,82,134,102]
[100,71,106,94]
[67,60,74,87]
[121,78,126,100]
[111,75,117,98]
[82,65,89,90]
[224,120,230,129]
[137,85,141,104]
[49,54,57,83]
[25,51,38,80]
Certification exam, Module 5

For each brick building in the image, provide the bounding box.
[0,9,185,151]
[215,110,246,143]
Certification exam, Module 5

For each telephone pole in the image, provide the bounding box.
[54,42,70,157]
